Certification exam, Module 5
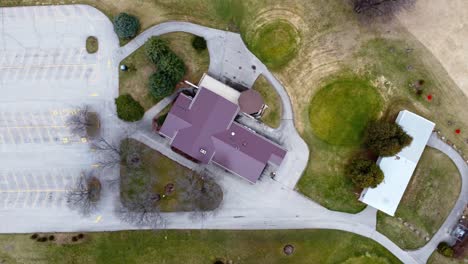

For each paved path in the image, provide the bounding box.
[409,132,468,262]
[122,21,309,189]
[2,5,468,264]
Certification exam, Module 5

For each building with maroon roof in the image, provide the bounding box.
[159,80,287,183]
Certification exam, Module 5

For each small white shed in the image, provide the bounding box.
[359,110,435,216]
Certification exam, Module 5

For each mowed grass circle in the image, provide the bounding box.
[249,20,299,70]
[309,79,382,146]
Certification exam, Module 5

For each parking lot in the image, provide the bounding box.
[0,168,80,209]
[0,5,119,212]
[0,105,83,147]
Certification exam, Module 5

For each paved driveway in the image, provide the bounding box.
[0,5,119,209]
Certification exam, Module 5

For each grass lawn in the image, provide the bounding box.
[252,75,282,128]
[0,230,401,264]
[296,76,382,213]
[246,20,300,70]
[297,36,468,213]
[357,38,467,153]
[376,148,461,249]
[119,32,209,110]
[309,78,382,146]
[85,36,98,54]
[428,251,467,264]
[120,139,222,212]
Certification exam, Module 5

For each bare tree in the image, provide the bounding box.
[66,105,95,137]
[352,0,414,18]
[91,137,143,169]
[66,171,101,216]
[177,171,223,220]
[115,196,165,229]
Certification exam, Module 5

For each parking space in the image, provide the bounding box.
[0,168,81,209]
[0,5,119,214]
[0,105,88,148]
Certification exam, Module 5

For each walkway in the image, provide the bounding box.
[1,5,466,264]
[409,132,468,262]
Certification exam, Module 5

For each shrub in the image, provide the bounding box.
[149,71,176,100]
[48,235,55,241]
[157,52,186,83]
[347,158,384,188]
[30,233,39,239]
[71,236,78,242]
[115,94,145,122]
[192,36,207,51]
[77,234,84,239]
[37,237,48,242]
[143,37,186,100]
[437,242,454,258]
[113,13,140,39]
[365,120,413,156]
[144,37,169,64]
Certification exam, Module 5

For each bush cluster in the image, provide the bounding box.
[115,94,145,122]
[346,158,384,188]
[364,121,413,156]
[113,13,140,39]
[346,118,413,189]
[437,242,454,258]
[144,37,186,100]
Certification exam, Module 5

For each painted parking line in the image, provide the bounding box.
[0,125,66,129]
[0,189,66,193]
[95,215,102,223]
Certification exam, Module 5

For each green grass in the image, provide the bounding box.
[85,36,98,54]
[247,20,300,70]
[0,230,401,264]
[297,75,383,213]
[358,38,467,153]
[253,75,282,128]
[309,79,382,146]
[427,251,467,264]
[119,32,209,110]
[376,148,461,249]
[120,139,222,212]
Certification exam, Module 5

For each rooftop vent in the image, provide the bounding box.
[200,148,207,155]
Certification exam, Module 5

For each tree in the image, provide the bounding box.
[352,0,414,18]
[176,171,223,220]
[66,172,101,216]
[144,37,169,64]
[91,137,142,169]
[66,105,100,138]
[157,52,186,83]
[115,197,165,229]
[192,36,207,51]
[437,242,454,258]
[115,94,144,122]
[347,158,384,188]
[148,71,176,100]
[113,13,140,39]
[143,37,186,100]
[365,120,413,156]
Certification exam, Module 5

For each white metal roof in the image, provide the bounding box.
[198,73,240,104]
[359,110,435,216]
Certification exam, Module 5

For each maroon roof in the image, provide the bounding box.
[239,89,264,114]
[159,87,287,183]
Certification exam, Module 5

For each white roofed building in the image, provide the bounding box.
[359,110,435,216]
